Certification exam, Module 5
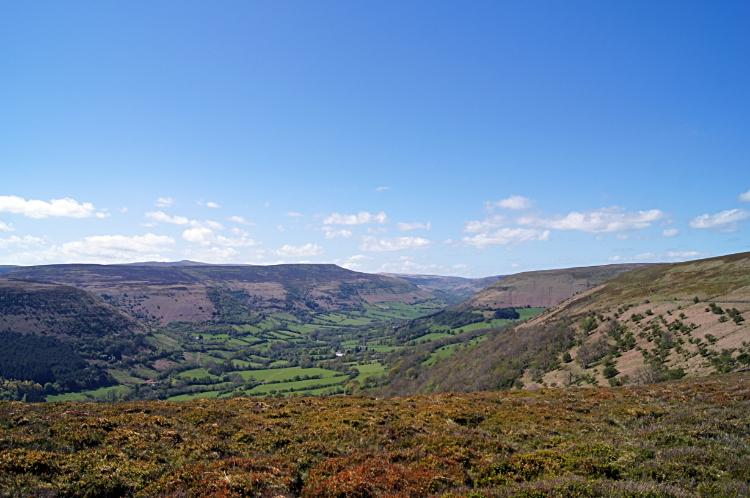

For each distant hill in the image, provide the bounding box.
[0,265,20,275]
[3,264,433,324]
[379,272,503,305]
[123,260,213,267]
[456,263,656,311]
[0,279,142,338]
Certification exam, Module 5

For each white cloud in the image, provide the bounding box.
[359,236,432,252]
[511,263,521,268]
[0,195,97,218]
[333,254,372,270]
[486,195,534,211]
[324,211,389,225]
[215,234,260,247]
[228,215,255,225]
[463,215,506,233]
[145,211,190,225]
[206,201,221,208]
[738,189,750,202]
[118,207,128,213]
[518,207,668,233]
[448,228,550,249]
[0,222,14,232]
[285,211,302,217]
[278,225,286,232]
[155,197,174,208]
[397,222,432,231]
[661,228,679,237]
[323,227,353,240]
[275,243,324,258]
[689,209,749,233]
[183,246,240,262]
[0,235,44,249]
[182,227,214,246]
[95,212,111,218]
[375,186,391,192]
[615,234,629,240]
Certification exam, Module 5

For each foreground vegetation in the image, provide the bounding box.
[2,373,749,497]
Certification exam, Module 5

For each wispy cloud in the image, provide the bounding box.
[447,228,550,249]
[333,254,372,270]
[397,222,432,231]
[155,197,174,208]
[206,201,221,208]
[0,195,99,219]
[285,211,302,217]
[324,211,388,225]
[518,207,668,233]
[463,215,505,233]
[486,195,534,211]
[323,227,353,240]
[145,211,190,225]
[661,228,679,237]
[359,236,432,252]
[0,222,14,232]
[275,243,324,258]
[739,189,750,202]
[375,187,391,192]
[689,209,749,233]
[0,235,44,249]
[228,215,255,225]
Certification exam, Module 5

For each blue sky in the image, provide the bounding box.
[1,1,749,277]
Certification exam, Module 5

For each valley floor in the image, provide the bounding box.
[2,372,749,497]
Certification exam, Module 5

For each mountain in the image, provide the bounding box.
[378,252,750,396]
[3,264,434,325]
[456,263,656,310]
[123,260,214,267]
[379,272,503,304]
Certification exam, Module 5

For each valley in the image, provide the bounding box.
[1,254,749,404]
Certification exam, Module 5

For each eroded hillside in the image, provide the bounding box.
[457,263,654,310]
[518,252,750,388]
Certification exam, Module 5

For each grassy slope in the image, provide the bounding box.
[521,251,750,388]
[2,373,750,497]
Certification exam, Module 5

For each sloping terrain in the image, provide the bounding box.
[518,251,750,388]
[378,253,750,396]
[457,263,656,310]
[0,279,142,338]
[3,264,434,324]
[2,373,749,497]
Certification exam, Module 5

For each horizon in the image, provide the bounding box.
[2,1,749,277]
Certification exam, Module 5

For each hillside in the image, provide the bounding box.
[2,373,749,497]
[3,264,434,324]
[380,253,750,397]
[520,251,750,388]
[0,279,142,338]
[456,263,656,310]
